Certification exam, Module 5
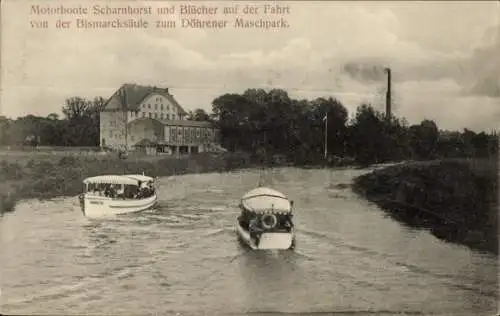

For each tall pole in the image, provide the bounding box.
[124,110,128,151]
[324,112,328,160]
[385,67,392,120]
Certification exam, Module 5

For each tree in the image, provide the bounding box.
[62,97,92,120]
[47,113,59,120]
[409,119,439,159]
[187,108,211,121]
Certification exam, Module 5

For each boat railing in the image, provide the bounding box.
[84,188,156,200]
[84,193,155,201]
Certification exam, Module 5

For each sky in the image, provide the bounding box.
[1,0,499,132]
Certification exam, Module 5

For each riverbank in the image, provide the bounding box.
[352,158,498,254]
[0,151,255,214]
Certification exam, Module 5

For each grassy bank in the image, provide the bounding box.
[0,151,255,214]
[352,158,498,254]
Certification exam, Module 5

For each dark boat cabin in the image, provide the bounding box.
[238,203,294,233]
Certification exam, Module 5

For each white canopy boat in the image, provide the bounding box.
[79,174,158,218]
[236,187,296,250]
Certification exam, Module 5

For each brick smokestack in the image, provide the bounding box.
[385,67,391,120]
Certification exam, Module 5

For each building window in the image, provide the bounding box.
[196,129,200,137]
[154,113,158,119]
[109,131,113,138]
[142,112,145,117]
[148,113,152,118]
[167,105,170,111]
[172,115,176,120]
[148,104,151,109]
[160,113,164,120]
[166,114,170,120]
[161,104,164,110]
[155,104,158,110]
[142,104,145,108]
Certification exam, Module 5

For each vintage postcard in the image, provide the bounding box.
[0,0,498,315]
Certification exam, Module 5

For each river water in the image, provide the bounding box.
[1,167,498,315]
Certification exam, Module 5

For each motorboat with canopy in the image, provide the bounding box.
[236,187,296,250]
[79,173,157,218]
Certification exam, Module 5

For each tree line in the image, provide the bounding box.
[0,88,497,165]
[0,97,106,147]
[211,89,498,165]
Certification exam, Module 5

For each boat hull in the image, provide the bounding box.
[80,194,157,218]
[236,222,295,250]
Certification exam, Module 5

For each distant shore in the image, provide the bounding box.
[0,147,366,214]
[0,151,260,214]
[352,158,498,254]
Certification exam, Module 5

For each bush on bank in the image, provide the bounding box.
[352,159,498,254]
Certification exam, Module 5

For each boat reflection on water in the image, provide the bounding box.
[236,249,305,312]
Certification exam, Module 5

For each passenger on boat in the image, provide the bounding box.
[116,185,125,199]
[134,181,153,199]
[281,216,293,231]
[133,187,141,199]
[105,185,117,198]
[249,217,263,242]
[140,181,148,196]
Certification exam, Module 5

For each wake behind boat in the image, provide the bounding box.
[79,174,158,218]
[236,187,296,250]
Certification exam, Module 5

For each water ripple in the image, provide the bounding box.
[1,167,497,315]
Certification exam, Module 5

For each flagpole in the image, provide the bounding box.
[324,112,328,160]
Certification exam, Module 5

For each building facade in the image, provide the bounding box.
[100,84,220,154]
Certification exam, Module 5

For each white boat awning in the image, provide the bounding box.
[83,175,140,185]
[241,187,292,213]
[242,187,287,200]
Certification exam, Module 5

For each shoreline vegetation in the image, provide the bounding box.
[352,158,498,254]
[1,88,498,254]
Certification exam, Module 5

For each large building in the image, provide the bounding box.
[100,84,220,154]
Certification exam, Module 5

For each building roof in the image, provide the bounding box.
[129,117,164,127]
[102,83,187,114]
[161,119,214,128]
